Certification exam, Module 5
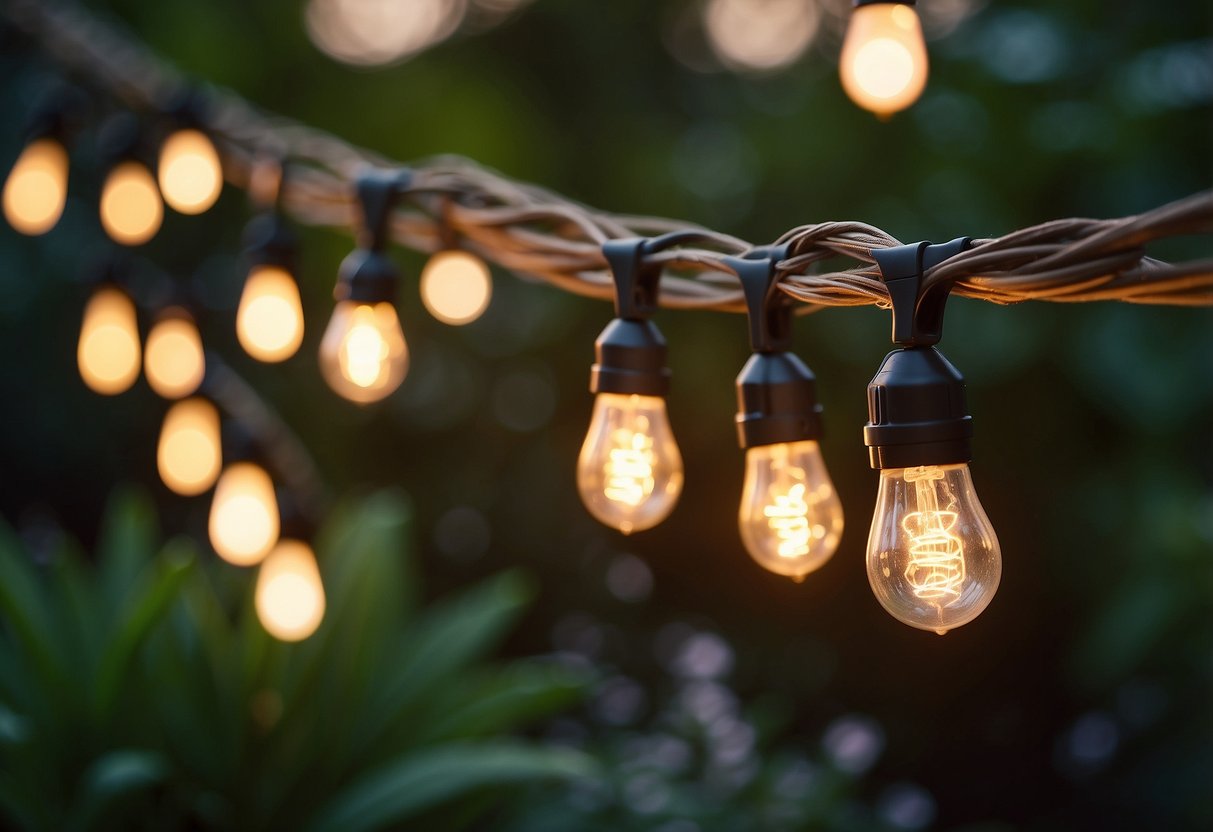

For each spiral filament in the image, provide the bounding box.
[901,465,965,603]
[604,421,656,507]
[764,481,811,558]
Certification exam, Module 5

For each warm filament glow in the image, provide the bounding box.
[605,430,656,506]
[318,301,408,403]
[577,393,683,534]
[866,463,1001,634]
[144,310,205,399]
[738,440,844,581]
[419,250,493,325]
[209,462,279,566]
[901,466,965,601]
[237,265,305,362]
[157,397,221,496]
[100,160,163,245]
[256,539,326,641]
[839,3,928,116]
[158,129,222,214]
[77,286,141,395]
[3,137,69,235]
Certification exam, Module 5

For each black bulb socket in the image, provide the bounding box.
[243,213,297,273]
[735,352,823,449]
[334,248,398,305]
[863,346,972,469]
[589,318,670,397]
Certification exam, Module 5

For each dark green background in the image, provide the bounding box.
[1,0,1210,829]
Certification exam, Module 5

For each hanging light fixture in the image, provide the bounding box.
[144,305,206,400]
[157,90,223,215]
[863,238,1001,634]
[727,245,844,582]
[318,169,411,403]
[77,261,142,396]
[97,114,163,246]
[238,163,304,363]
[577,237,684,535]
[2,93,72,236]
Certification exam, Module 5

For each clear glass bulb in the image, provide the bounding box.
[144,310,206,399]
[209,462,280,566]
[77,286,141,396]
[256,539,327,642]
[157,397,222,496]
[739,440,844,582]
[237,265,305,362]
[577,392,683,534]
[158,128,222,214]
[840,2,928,117]
[419,250,492,325]
[867,464,1001,634]
[318,300,408,403]
[100,160,163,245]
[3,137,69,235]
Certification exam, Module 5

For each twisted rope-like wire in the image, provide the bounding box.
[5,0,1212,310]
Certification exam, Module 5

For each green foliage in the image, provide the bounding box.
[0,488,594,831]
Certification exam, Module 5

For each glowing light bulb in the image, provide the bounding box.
[255,539,326,641]
[99,160,162,245]
[209,462,279,566]
[577,392,683,534]
[157,397,222,496]
[867,464,1001,634]
[840,2,928,117]
[144,309,205,399]
[237,265,305,362]
[3,137,69,235]
[419,249,492,325]
[739,440,844,582]
[158,128,222,214]
[77,285,141,395]
[318,300,408,403]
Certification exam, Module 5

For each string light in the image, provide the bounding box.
[255,538,326,641]
[729,247,843,582]
[319,169,411,403]
[578,239,684,535]
[144,307,206,399]
[3,136,69,236]
[239,208,304,363]
[840,0,929,117]
[209,459,280,566]
[420,249,493,325]
[8,0,1211,646]
[77,282,141,396]
[158,127,222,215]
[157,396,222,496]
[863,239,1001,634]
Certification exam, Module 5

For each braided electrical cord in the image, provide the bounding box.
[5,0,1211,310]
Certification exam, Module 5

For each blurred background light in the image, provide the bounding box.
[702,0,821,73]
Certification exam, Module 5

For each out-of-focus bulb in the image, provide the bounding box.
[3,137,69,235]
[318,300,408,403]
[100,160,163,245]
[840,2,928,117]
[77,285,141,395]
[867,463,1000,634]
[255,539,326,641]
[739,440,844,582]
[157,397,222,496]
[577,392,683,534]
[209,462,279,566]
[158,128,222,214]
[237,265,304,362]
[144,309,205,399]
[419,249,492,325]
